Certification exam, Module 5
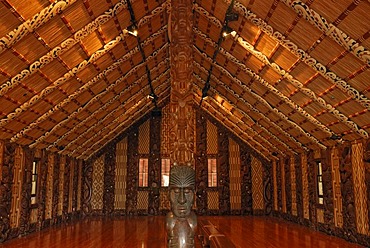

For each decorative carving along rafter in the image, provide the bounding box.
[0,0,79,55]
[235,36,368,139]
[0,0,131,97]
[15,28,169,145]
[194,92,271,161]
[194,70,298,155]
[0,31,129,128]
[281,0,369,65]
[81,92,170,160]
[227,2,370,110]
[193,45,328,149]
[61,70,170,154]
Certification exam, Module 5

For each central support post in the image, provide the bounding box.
[169,0,194,165]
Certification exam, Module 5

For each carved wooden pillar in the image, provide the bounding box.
[148,112,161,215]
[276,158,282,215]
[262,160,272,215]
[0,142,16,242]
[82,159,93,216]
[169,0,194,164]
[307,151,317,228]
[52,154,60,223]
[72,158,79,215]
[195,109,207,215]
[365,140,370,241]
[240,144,252,215]
[218,126,230,214]
[284,157,291,217]
[126,129,139,215]
[294,154,304,223]
[62,157,70,221]
[36,150,48,230]
[19,147,33,235]
[103,145,116,215]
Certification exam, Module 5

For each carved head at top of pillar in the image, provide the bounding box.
[169,164,195,218]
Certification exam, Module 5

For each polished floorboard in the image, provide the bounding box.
[1,216,364,248]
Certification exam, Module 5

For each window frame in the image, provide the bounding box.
[30,159,39,208]
[138,158,149,188]
[316,161,324,206]
[161,158,171,187]
[207,158,217,187]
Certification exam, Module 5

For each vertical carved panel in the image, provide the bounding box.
[77,160,82,211]
[169,0,194,164]
[320,150,334,233]
[240,144,252,215]
[91,156,104,211]
[68,159,74,214]
[195,109,207,215]
[148,112,161,215]
[10,146,23,230]
[103,145,116,215]
[331,147,343,228]
[294,155,303,222]
[82,160,93,216]
[229,138,241,211]
[273,159,278,211]
[0,142,16,242]
[301,153,309,220]
[276,157,282,214]
[281,158,286,213]
[37,151,48,229]
[262,159,272,216]
[45,154,54,220]
[351,141,369,235]
[62,157,70,220]
[73,159,79,214]
[307,152,316,227]
[285,157,291,216]
[365,140,370,237]
[126,129,139,215]
[114,138,127,211]
[19,148,33,235]
[218,126,230,214]
[251,156,264,214]
[161,105,170,156]
[339,144,357,242]
[52,155,60,222]
[58,156,65,217]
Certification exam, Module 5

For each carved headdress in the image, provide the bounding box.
[169,164,195,188]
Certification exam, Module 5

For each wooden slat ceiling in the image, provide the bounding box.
[0,0,368,161]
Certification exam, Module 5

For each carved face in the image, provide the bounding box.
[169,165,195,218]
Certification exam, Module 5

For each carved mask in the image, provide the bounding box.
[169,165,195,218]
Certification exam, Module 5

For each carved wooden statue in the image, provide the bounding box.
[166,164,197,248]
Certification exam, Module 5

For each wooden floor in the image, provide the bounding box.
[1,216,364,248]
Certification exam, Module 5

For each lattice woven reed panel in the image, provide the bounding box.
[229,138,241,210]
[91,155,104,210]
[138,119,150,154]
[77,160,82,211]
[45,154,54,219]
[290,157,297,216]
[115,138,127,210]
[301,153,310,219]
[331,147,343,228]
[251,156,264,210]
[207,121,218,155]
[137,190,149,210]
[281,159,287,213]
[10,146,23,228]
[68,160,74,213]
[160,188,170,210]
[273,160,278,211]
[207,191,219,210]
[161,105,170,155]
[58,157,65,216]
[351,142,369,235]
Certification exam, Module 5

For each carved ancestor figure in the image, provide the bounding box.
[166,164,197,248]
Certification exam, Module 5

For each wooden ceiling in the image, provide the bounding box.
[0,0,369,161]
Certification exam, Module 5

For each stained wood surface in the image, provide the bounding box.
[0,216,364,248]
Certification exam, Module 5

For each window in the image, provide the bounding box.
[138,158,148,187]
[31,160,38,205]
[317,161,324,204]
[161,158,170,187]
[208,158,217,187]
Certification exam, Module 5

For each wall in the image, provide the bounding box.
[0,142,84,242]
[85,107,272,217]
[272,140,370,247]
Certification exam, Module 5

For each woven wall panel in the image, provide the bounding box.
[138,119,150,155]
[331,147,343,228]
[115,138,127,210]
[206,120,218,155]
[10,146,23,228]
[281,159,287,213]
[351,141,369,235]
[229,138,241,210]
[317,208,325,223]
[290,157,297,216]
[160,188,170,210]
[294,155,303,221]
[137,191,149,210]
[273,160,278,211]
[91,155,104,210]
[68,159,74,213]
[161,105,170,155]
[45,154,54,219]
[301,153,310,219]
[58,156,65,216]
[251,156,264,210]
[207,191,219,210]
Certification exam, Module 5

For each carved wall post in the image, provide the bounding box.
[148,112,161,215]
[126,129,139,215]
[19,147,33,235]
[263,159,272,216]
[103,145,116,215]
[218,126,230,214]
[52,154,60,223]
[169,0,195,164]
[82,159,93,216]
[294,154,304,224]
[240,144,252,215]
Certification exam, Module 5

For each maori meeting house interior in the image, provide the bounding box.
[0,0,369,247]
